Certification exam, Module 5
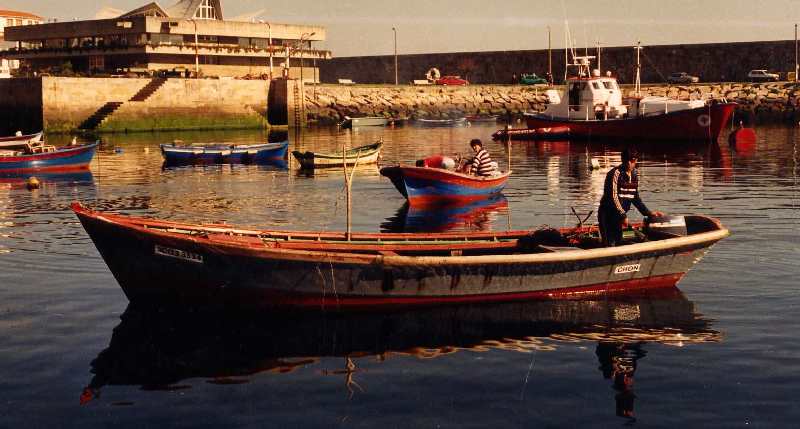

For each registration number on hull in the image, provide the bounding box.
[154,244,204,264]
[613,263,641,275]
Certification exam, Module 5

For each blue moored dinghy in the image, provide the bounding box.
[161,141,288,166]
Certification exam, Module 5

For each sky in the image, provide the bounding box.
[4,0,800,57]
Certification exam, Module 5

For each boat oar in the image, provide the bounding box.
[571,207,593,228]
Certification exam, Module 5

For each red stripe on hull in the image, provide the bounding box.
[0,164,91,174]
[526,103,735,141]
[168,273,686,310]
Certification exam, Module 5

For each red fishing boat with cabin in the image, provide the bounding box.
[524,48,735,141]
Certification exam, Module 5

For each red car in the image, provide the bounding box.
[435,75,469,86]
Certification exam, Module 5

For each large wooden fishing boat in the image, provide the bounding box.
[0,142,98,173]
[380,165,510,206]
[72,202,729,310]
[291,141,382,169]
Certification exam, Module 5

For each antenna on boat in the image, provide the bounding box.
[634,41,643,97]
[596,40,601,73]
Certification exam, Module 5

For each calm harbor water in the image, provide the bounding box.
[1,123,798,427]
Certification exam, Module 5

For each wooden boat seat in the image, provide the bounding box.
[537,245,584,252]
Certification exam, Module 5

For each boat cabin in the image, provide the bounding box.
[541,56,627,120]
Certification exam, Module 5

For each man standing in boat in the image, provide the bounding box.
[598,147,663,246]
[464,139,496,176]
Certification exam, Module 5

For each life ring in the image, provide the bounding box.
[426,67,441,82]
[697,114,711,128]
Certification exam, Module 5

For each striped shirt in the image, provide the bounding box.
[470,148,495,176]
[600,165,651,217]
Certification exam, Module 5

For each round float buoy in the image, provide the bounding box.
[26,177,41,190]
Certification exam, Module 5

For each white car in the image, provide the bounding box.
[747,69,780,82]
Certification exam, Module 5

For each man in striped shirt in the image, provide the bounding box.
[598,147,664,246]
[467,139,496,176]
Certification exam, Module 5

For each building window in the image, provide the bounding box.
[194,0,216,20]
[89,55,105,71]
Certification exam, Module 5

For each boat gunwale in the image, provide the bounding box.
[0,141,98,161]
[396,165,512,183]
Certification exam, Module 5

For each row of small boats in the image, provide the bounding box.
[340,116,499,128]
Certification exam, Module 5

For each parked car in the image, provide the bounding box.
[667,72,700,84]
[435,75,469,86]
[747,69,780,82]
[520,73,548,85]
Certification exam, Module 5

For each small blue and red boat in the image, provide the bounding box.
[0,141,98,173]
[160,141,289,166]
[380,165,510,207]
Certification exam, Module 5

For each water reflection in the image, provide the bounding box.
[381,195,509,233]
[82,287,719,421]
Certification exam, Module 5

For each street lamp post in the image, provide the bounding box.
[392,27,398,85]
[190,19,199,77]
[265,21,273,78]
[296,32,315,83]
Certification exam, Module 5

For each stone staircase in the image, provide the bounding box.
[78,101,124,130]
[129,77,167,102]
[78,77,168,130]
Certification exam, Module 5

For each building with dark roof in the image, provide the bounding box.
[1,0,329,79]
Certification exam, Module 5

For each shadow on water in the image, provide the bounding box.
[81,287,720,420]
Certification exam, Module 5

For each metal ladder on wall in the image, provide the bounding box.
[292,80,302,128]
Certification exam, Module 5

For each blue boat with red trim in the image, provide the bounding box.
[0,141,98,173]
[380,165,510,207]
[160,141,288,166]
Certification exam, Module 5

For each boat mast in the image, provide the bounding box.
[634,41,642,97]
[547,25,552,85]
[564,23,569,83]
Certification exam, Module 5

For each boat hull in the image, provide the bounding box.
[73,204,728,310]
[0,132,43,149]
[291,142,382,169]
[341,117,388,128]
[414,118,468,127]
[524,102,736,141]
[0,142,97,173]
[161,141,288,165]
[381,166,509,206]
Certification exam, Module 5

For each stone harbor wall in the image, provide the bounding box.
[303,82,800,124]
[304,84,550,124]
[319,40,800,85]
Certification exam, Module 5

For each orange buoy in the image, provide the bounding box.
[26,177,41,190]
